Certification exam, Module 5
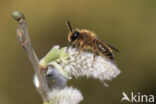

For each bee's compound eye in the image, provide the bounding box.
[71,31,79,41]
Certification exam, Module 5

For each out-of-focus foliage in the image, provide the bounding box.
[0,0,156,104]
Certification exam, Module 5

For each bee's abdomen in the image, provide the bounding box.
[96,43,114,60]
[105,52,114,60]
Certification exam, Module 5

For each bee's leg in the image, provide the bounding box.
[77,42,85,55]
[78,45,84,55]
[75,43,85,59]
[92,47,97,66]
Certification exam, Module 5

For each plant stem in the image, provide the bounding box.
[12,11,49,102]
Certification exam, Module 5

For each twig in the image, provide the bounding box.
[12,11,49,102]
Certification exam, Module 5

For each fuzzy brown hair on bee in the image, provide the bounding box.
[66,20,119,62]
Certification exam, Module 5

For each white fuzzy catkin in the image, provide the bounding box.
[61,47,121,85]
[37,46,121,104]
[48,87,83,104]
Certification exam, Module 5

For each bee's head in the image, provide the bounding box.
[68,30,80,43]
[66,20,80,43]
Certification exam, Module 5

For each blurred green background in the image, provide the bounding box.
[0,0,156,104]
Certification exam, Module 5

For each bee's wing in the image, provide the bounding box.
[93,37,119,60]
[94,38,114,60]
[95,37,119,52]
[102,40,119,52]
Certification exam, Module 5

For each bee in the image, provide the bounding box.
[66,20,119,62]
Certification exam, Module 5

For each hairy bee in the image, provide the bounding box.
[66,20,119,62]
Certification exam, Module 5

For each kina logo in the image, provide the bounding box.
[121,92,154,103]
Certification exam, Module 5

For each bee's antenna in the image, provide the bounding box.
[66,20,73,32]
